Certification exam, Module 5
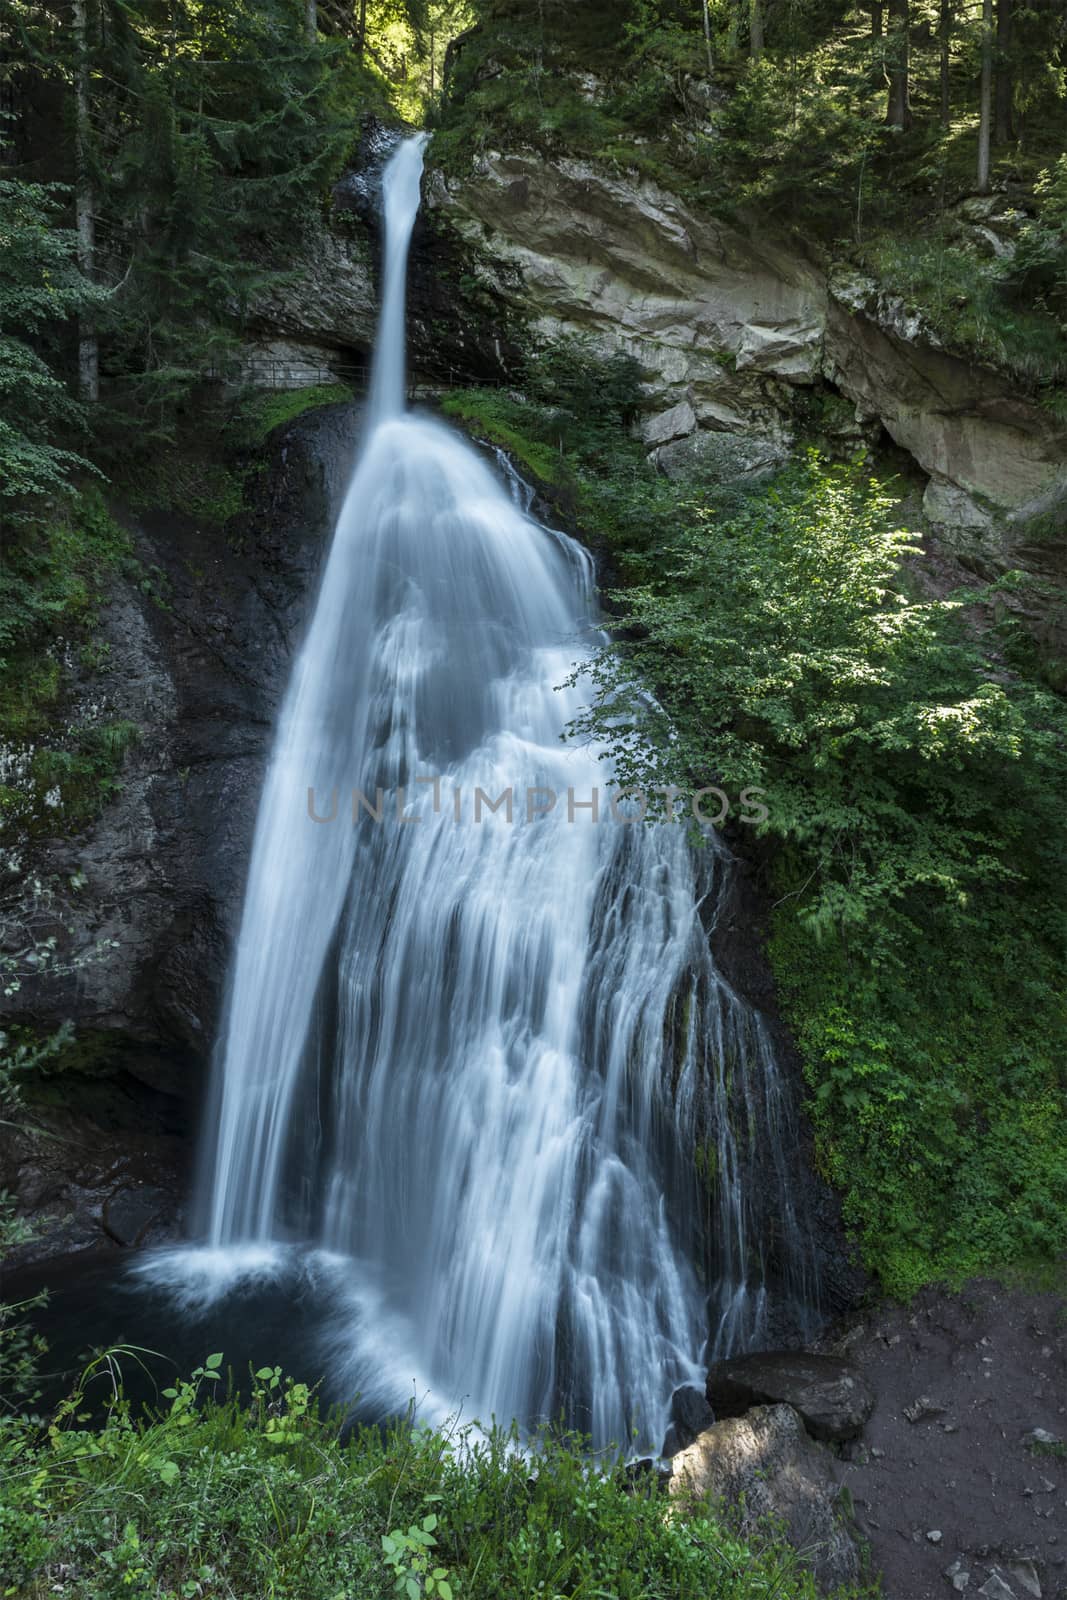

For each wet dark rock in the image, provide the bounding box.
[0,1068,188,1266]
[102,1183,177,1248]
[698,842,867,1329]
[706,1350,875,1443]
[661,1383,715,1457]
[0,405,356,1262]
[621,1457,671,1494]
[5,403,353,1063]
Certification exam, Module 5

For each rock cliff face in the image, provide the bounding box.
[429,151,1066,622]
[1,403,359,1259]
[227,140,1065,600]
[433,153,825,442]
[236,127,520,396]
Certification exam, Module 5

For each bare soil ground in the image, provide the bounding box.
[827,1279,1067,1600]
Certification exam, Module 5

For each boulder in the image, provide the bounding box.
[102,1182,178,1248]
[706,1350,874,1443]
[655,428,787,485]
[641,399,697,447]
[923,476,996,533]
[661,1383,716,1457]
[669,1403,859,1592]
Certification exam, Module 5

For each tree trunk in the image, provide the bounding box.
[939,0,951,124]
[977,0,992,189]
[750,0,764,59]
[994,0,1013,143]
[886,0,911,129]
[701,0,713,78]
[73,0,98,404]
[306,0,317,42]
[872,2,883,38]
[357,0,368,53]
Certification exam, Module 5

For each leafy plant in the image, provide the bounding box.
[383,1511,455,1598]
[0,176,101,525]
[0,1350,861,1598]
[1005,154,1067,329]
[560,451,1066,1292]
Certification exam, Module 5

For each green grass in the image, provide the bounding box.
[860,233,1067,386]
[0,1352,868,1600]
[441,390,570,488]
[235,382,355,447]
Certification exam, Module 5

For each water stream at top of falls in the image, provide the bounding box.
[146,134,820,1450]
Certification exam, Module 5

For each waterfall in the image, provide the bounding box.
[153,134,819,1450]
[366,132,427,424]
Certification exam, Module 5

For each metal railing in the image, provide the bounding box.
[230,354,515,393]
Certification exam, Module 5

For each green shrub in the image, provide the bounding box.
[1004,154,1067,331]
[862,232,1067,384]
[457,353,1067,1298]
[563,452,1067,1293]
[0,1351,865,1599]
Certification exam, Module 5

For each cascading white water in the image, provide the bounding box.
[366,133,428,425]
[152,134,818,1449]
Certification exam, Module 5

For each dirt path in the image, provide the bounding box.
[828,1279,1067,1599]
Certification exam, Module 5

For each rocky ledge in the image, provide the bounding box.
[657,1280,1067,1599]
